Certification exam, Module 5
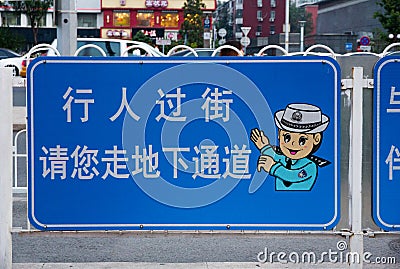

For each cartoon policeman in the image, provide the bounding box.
[251,103,330,191]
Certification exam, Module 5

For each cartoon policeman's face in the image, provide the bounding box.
[278,130,321,160]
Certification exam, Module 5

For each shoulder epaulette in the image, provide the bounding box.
[270,146,330,167]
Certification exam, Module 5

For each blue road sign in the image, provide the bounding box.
[28,57,340,231]
[204,16,210,29]
[360,36,370,46]
[374,56,400,231]
[345,43,353,51]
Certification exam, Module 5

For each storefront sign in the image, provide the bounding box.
[145,0,168,8]
[132,27,165,38]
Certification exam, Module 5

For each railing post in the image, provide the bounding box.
[349,67,364,268]
[0,67,13,269]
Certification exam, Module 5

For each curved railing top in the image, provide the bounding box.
[122,44,159,57]
[167,45,198,57]
[380,42,400,58]
[74,44,107,57]
[256,45,289,56]
[304,44,337,59]
[211,45,244,57]
[25,43,60,62]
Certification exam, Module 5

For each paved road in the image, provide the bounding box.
[12,194,400,268]
[14,261,395,269]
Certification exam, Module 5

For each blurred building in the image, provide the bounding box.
[101,0,216,41]
[296,0,324,7]
[301,0,384,53]
[213,0,235,41]
[0,0,102,50]
[0,0,217,49]
[305,4,317,36]
[315,0,381,35]
[213,0,286,52]
[0,0,102,30]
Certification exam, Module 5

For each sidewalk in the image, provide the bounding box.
[12,262,374,269]
[13,263,257,269]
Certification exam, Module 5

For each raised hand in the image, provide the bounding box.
[250,128,270,150]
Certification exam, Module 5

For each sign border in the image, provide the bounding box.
[374,57,400,230]
[28,57,340,230]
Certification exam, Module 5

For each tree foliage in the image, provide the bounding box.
[289,1,313,35]
[0,27,25,52]
[8,0,52,45]
[214,1,234,41]
[180,0,205,48]
[132,31,153,45]
[374,0,400,42]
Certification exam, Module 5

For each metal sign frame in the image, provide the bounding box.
[28,57,340,231]
[373,56,400,231]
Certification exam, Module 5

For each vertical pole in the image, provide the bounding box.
[299,21,306,52]
[57,0,77,56]
[349,67,364,269]
[213,27,217,49]
[209,29,213,49]
[0,67,13,269]
[285,0,290,52]
[300,25,304,52]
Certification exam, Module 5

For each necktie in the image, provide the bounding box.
[283,159,293,187]
[286,159,292,169]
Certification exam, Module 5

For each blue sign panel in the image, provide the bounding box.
[28,57,340,230]
[374,56,400,231]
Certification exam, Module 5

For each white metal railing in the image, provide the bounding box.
[20,42,400,59]
[13,129,27,193]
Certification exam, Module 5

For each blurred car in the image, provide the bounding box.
[20,38,165,77]
[47,38,166,57]
[0,55,23,77]
[0,48,23,76]
[169,48,216,57]
[0,48,21,60]
[20,48,49,78]
[19,56,31,78]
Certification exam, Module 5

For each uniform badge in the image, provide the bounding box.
[298,169,307,178]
